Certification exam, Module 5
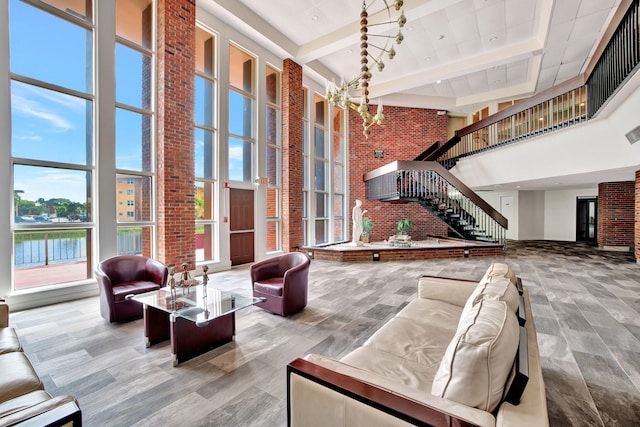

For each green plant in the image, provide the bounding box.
[396,219,414,235]
[361,217,375,236]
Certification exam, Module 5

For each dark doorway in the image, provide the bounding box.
[576,197,597,243]
[229,188,254,265]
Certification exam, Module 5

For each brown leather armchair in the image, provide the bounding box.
[251,252,311,316]
[95,255,168,323]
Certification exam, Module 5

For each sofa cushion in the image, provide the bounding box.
[417,277,476,307]
[394,299,463,333]
[341,346,439,392]
[361,316,456,368]
[0,327,22,354]
[431,298,519,412]
[0,352,44,403]
[0,391,79,426]
[0,390,52,418]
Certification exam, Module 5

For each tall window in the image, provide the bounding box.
[228,44,255,182]
[302,88,309,246]
[313,94,329,244]
[115,0,155,257]
[304,91,346,246]
[9,0,94,290]
[332,107,346,241]
[265,65,281,252]
[194,26,217,262]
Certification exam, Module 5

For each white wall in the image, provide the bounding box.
[518,191,545,240]
[544,188,598,241]
[476,190,518,239]
[477,188,601,241]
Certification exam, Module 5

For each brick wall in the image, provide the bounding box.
[598,181,635,248]
[348,106,449,241]
[281,59,304,251]
[636,171,640,261]
[156,0,196,267]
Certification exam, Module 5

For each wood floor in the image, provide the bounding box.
[9,241,640,426]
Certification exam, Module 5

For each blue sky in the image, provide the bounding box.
[10,0,250,205]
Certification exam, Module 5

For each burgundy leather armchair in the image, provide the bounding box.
[251,252,311,316]
[95,255,168,323]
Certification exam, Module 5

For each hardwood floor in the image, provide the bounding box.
[9,241,640,426]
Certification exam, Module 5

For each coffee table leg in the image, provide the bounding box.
[144,304,170,347]
[170,312,235,366]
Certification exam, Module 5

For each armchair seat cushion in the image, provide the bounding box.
[112,281,162,301]
[0,327,22,354]
[254,278,285,296]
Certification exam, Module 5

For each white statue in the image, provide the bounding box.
[351,199,368,246]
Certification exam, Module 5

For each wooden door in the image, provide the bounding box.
[229,188,254,265]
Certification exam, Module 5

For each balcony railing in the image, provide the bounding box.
[587,0,640,117]
[443,84,588,166]
[15,229,88,267]
[424,0,639,166]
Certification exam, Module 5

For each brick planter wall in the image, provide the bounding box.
[598,181,635,249]
[348,106,449,241]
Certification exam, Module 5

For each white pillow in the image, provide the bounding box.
[482,263,517,285]
[462,276,519,314]
[431,298,519,412]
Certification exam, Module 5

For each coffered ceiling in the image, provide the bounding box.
[201,0,622,114]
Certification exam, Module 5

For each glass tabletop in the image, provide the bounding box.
[130,284,263,326]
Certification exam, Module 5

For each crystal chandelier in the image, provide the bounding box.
[326,0,406,138]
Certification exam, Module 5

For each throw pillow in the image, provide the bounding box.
[431,298,520,412]
[462,276,520,315]
[482,263,517,285]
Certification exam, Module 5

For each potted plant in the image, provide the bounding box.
[396,219,414,240]
[361,216,375,243]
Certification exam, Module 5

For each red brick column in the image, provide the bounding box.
[156,0,196,267]
[597,181,635,250]
[635,171,640,261]
[281,59,304,252]
[348,106,449,241]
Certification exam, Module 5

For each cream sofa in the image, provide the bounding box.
[287,263,548,427]
[0,299,81,427]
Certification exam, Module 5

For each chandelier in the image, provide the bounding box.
[326,0,406,138]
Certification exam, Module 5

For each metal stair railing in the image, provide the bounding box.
[364,161,507,244]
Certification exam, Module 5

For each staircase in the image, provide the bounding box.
[364,161,507,244]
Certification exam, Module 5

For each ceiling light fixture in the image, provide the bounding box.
[325,0,406,138]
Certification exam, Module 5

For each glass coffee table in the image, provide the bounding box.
[128,284,264,366]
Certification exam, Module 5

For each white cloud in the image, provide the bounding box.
[228,145,244,161]
[11,93,74,130]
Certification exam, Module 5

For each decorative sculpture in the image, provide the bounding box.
[352,199,368,246]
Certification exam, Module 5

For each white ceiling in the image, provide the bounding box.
[200,0,622,114]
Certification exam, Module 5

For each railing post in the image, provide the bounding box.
[44,232,49,266]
